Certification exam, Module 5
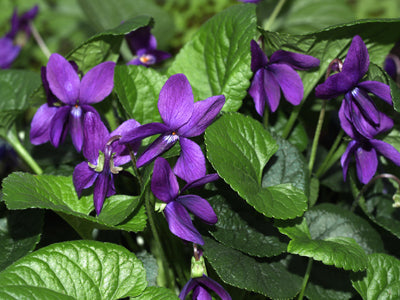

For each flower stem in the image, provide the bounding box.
[29,23,51,59]
[264,0,287,31]
[282,104,302,139]
[308,100,327,174]
[315,130,345,178]
[5,127,42,175]
[298,258,313,300]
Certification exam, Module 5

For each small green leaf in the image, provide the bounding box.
[2,172,146,232]
[132,286,179,300]
[352,253,400,299]
[0,240,147,299]
[205,113,307,219]
[114,65,167,124]
[0,208,43,271]
[168,4,258,112]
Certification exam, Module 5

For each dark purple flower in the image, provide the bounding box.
[384,54,400,82]
[0,37,21,69]
[151,157,219,245]
[7,5,39,40]
[315,35,392,138]
[30,53,116,151]
[73,112,140,215]
[179,275,231,300]
[249,39,320,115]
[125,26,171,67]
[339,103,400,184]
[120,73,225,183]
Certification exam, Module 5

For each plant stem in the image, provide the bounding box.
[315,130,344,178]
[308,100,327,174]
[264,0,287,31]
[29,23,51,59]
[282,104,302,139]
[5,128,42,175]
[298,258,313,300]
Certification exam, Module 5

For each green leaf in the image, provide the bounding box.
[2,172,146,232]
[352,253,400,299]
[68,16,153,73]
[0,208,43,271]
[0,70,41,133]
[168,4,258,112]
[261,19,400,102]
[0,240,147,299]
[203,236,303,299]
[0,285,74,300]
[114,65,167,124]
[207,193,287,258]
[205,113,307,219]
[132,286,179,300]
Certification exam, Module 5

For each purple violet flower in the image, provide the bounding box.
[0,5,38,69]
[29,53,116,152]
[125,26,171,67]
[179,275,231,300]
[120,73,225,183]
[339,102,400,184]
[249,39,320,115]
[151,157,219,245]
[315,35,392,139]
[73,112,141,215]
[384,54,400,82]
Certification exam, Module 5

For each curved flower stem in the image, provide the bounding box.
[298,258,313,300]
[264,0,287,31]
[315,130,345,178]
[308,100,327,174]
[282,104,302,139]
[29,23,51,59]
[5,127,42,175]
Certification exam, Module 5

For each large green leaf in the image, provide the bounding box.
[205,113,307,219]
[2,172,146,232]
[352,253,400,299]
[0,207,43,271]
[132,287,179,300]
[114,65,167,124]
[68,16,153,73]
[0,240,147,299]
[261,19,400,102]
[168,4,258,112]
[203,236,302,299]
[0,285,74,300]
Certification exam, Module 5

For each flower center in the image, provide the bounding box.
[139,54,156,65]
[70,104,82,118]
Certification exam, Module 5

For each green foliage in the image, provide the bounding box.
[132,286,179,300]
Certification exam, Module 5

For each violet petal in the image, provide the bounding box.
[250,39,268,72]
[269,63,303,106]
[119,122,169,144]
[0,37,21,69]
[30,103,59,145]
[164,201,204,245]
[82,112,109,164]
[315,71,356,99]
[179,278,197,300]
[46,53,80,105]
[351,87,380,125]
[340,140,358,182]
[93,171,111,215]
[151,157,180,203]
[338,100,357,139]
[69,105,85,152]
[177,194,218,224]
[196,275,232,300]
[370,139,400,166]
[269,50,320,70]
[73,162,98,197]
[112,119,141,166]
[49,106,70,148]
[79,61,116,104]
[126,26,156,53]
[358,81,392,105]
[181,173,219,192]
[249,68,281,114]
[174,137,206,182]
[193,286,212,300]
[158,74,194,129]
[178,95,225,137]
[341,35,369,84]
[355,145,378,184]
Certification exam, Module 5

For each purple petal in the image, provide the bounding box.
[177,195,218,224]
[149,49,171,64]
[338,100,357,139]
[158,74,194,129]
[178,95,225,137]
[384,55,399,80]
[79,61,115,104]
[126,58,143,66]
[119,122,169,144]
[126,26,157,53]
[151,157,179,203]
[49,106,70,148]
[111,119,141,166]
[193,286,212,300]
[69,105,84,152]
[315,71,356,99]
[30,104,59,145]
[351,87,380,125]
[0,37,21,69]
[73,162,98,197]
[249,68,281,114]
[181,173,219,192]
[345,95,377,139]
[358,81,392,105]
[370,139,400,166]
[82,111,109,164]
[341,140,358,182]
[46,53,80,105]
[250,39,268,72]
[41,67,57,105]
[196,275,232,300]
[164,201,204,245]
[136,133,179,168]
[355,145,378,184]
[269,63,303,106]
[174,138,206,182]
[341,35,369,83]
[93,171,113,215]
[270,50,320,70]
[179,279,198,300]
